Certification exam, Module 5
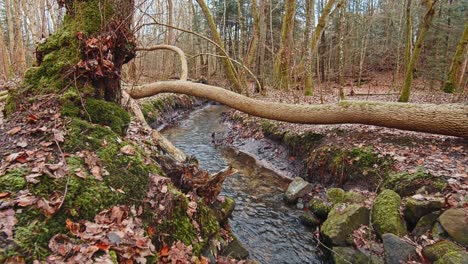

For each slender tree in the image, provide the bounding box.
[196,0,242,93]
[443,21,468,93]
[399,0,437,102]
[304,0,337,95]
[274,0,297,90]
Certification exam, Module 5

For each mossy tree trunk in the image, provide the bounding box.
[22,0,135,104]
[399,0,437,102]
[304,0,337,95]
[274,0,297,91]
[443,21,468,93]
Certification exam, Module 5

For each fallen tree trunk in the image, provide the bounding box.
[127,80,468,138]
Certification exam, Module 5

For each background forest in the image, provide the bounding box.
[0,0,466,96]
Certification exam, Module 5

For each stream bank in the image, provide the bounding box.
[222,109,467,263]
[161,104,329,263]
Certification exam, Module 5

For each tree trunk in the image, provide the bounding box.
[0,22,10,80]
[443,21,468,93]
[404,0,413,73]
[274,0,296,90]
[399,0,437,102]
[127,80,468,138]
[5,0,15,71]
[22,0,135,104]
[337,0,346,100]
[195,0,242,93]
[304,0,337,95]
[13,0,27,74]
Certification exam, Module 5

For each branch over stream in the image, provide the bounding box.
[126,80,468,138]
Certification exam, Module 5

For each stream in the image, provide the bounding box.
[161,104,327,264]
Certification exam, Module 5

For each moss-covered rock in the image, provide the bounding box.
[327,188,346,204]
[307,198,332,219]
[326,188,366,205]
[404,196,445,228]
[0,168,28,192]
[438,208,468,246]
[371,190,407,237]
[412,211,441,237]
[332,246,383,264]
[307,147,393,188]
[383,171,447,197]
[300,211,321,227]
[434,251,468,264]
[423,240,465,262]
[432,222,449,240]
[321,204,370,246]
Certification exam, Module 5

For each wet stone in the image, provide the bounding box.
[284,177,313,203]
[382,233,416,264]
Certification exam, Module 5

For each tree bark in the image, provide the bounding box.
[13,0,27,74]
[274,0,296,90]
[23,0,135,104]
[399,0,437,102]
[127,80,468,138]
[304,0,337,95]
[443,21,468,93]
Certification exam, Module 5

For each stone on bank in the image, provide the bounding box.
[321,203,369,246]
[284,177,313,203]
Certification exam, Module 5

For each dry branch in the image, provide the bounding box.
[127,80,468,138]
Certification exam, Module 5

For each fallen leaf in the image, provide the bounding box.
[7,126,21,135]
[54,130,65,142]
[25,173,42,184]
[0,192,10,199]
[120,145,136,155]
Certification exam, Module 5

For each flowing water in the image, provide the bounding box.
[161,104,327,264]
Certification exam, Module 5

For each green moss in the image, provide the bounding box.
[383,171,447,197]
[14,208,67,260]
[212,197,236,223]
[434,251,468,264]
[157,191,198,251]
[23,15,80,94]
[423,240,464,262]
[0,168,28,192]
[307,198,332,219]
[197,202,221,241]
[64,118,120,152]
[327,188,346,204]
[84,98,130,135]
[98,143,156,203]
[140,95,196,125]
[371,190,407,237]
[2,89,17,117]
[321,204,370,246]
[283,131,323,154]
[308,147,393,187]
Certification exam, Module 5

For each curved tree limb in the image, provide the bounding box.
[127,80,468,138]
[136,45,188,81]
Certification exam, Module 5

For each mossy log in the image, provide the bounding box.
[127,80,468,138]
